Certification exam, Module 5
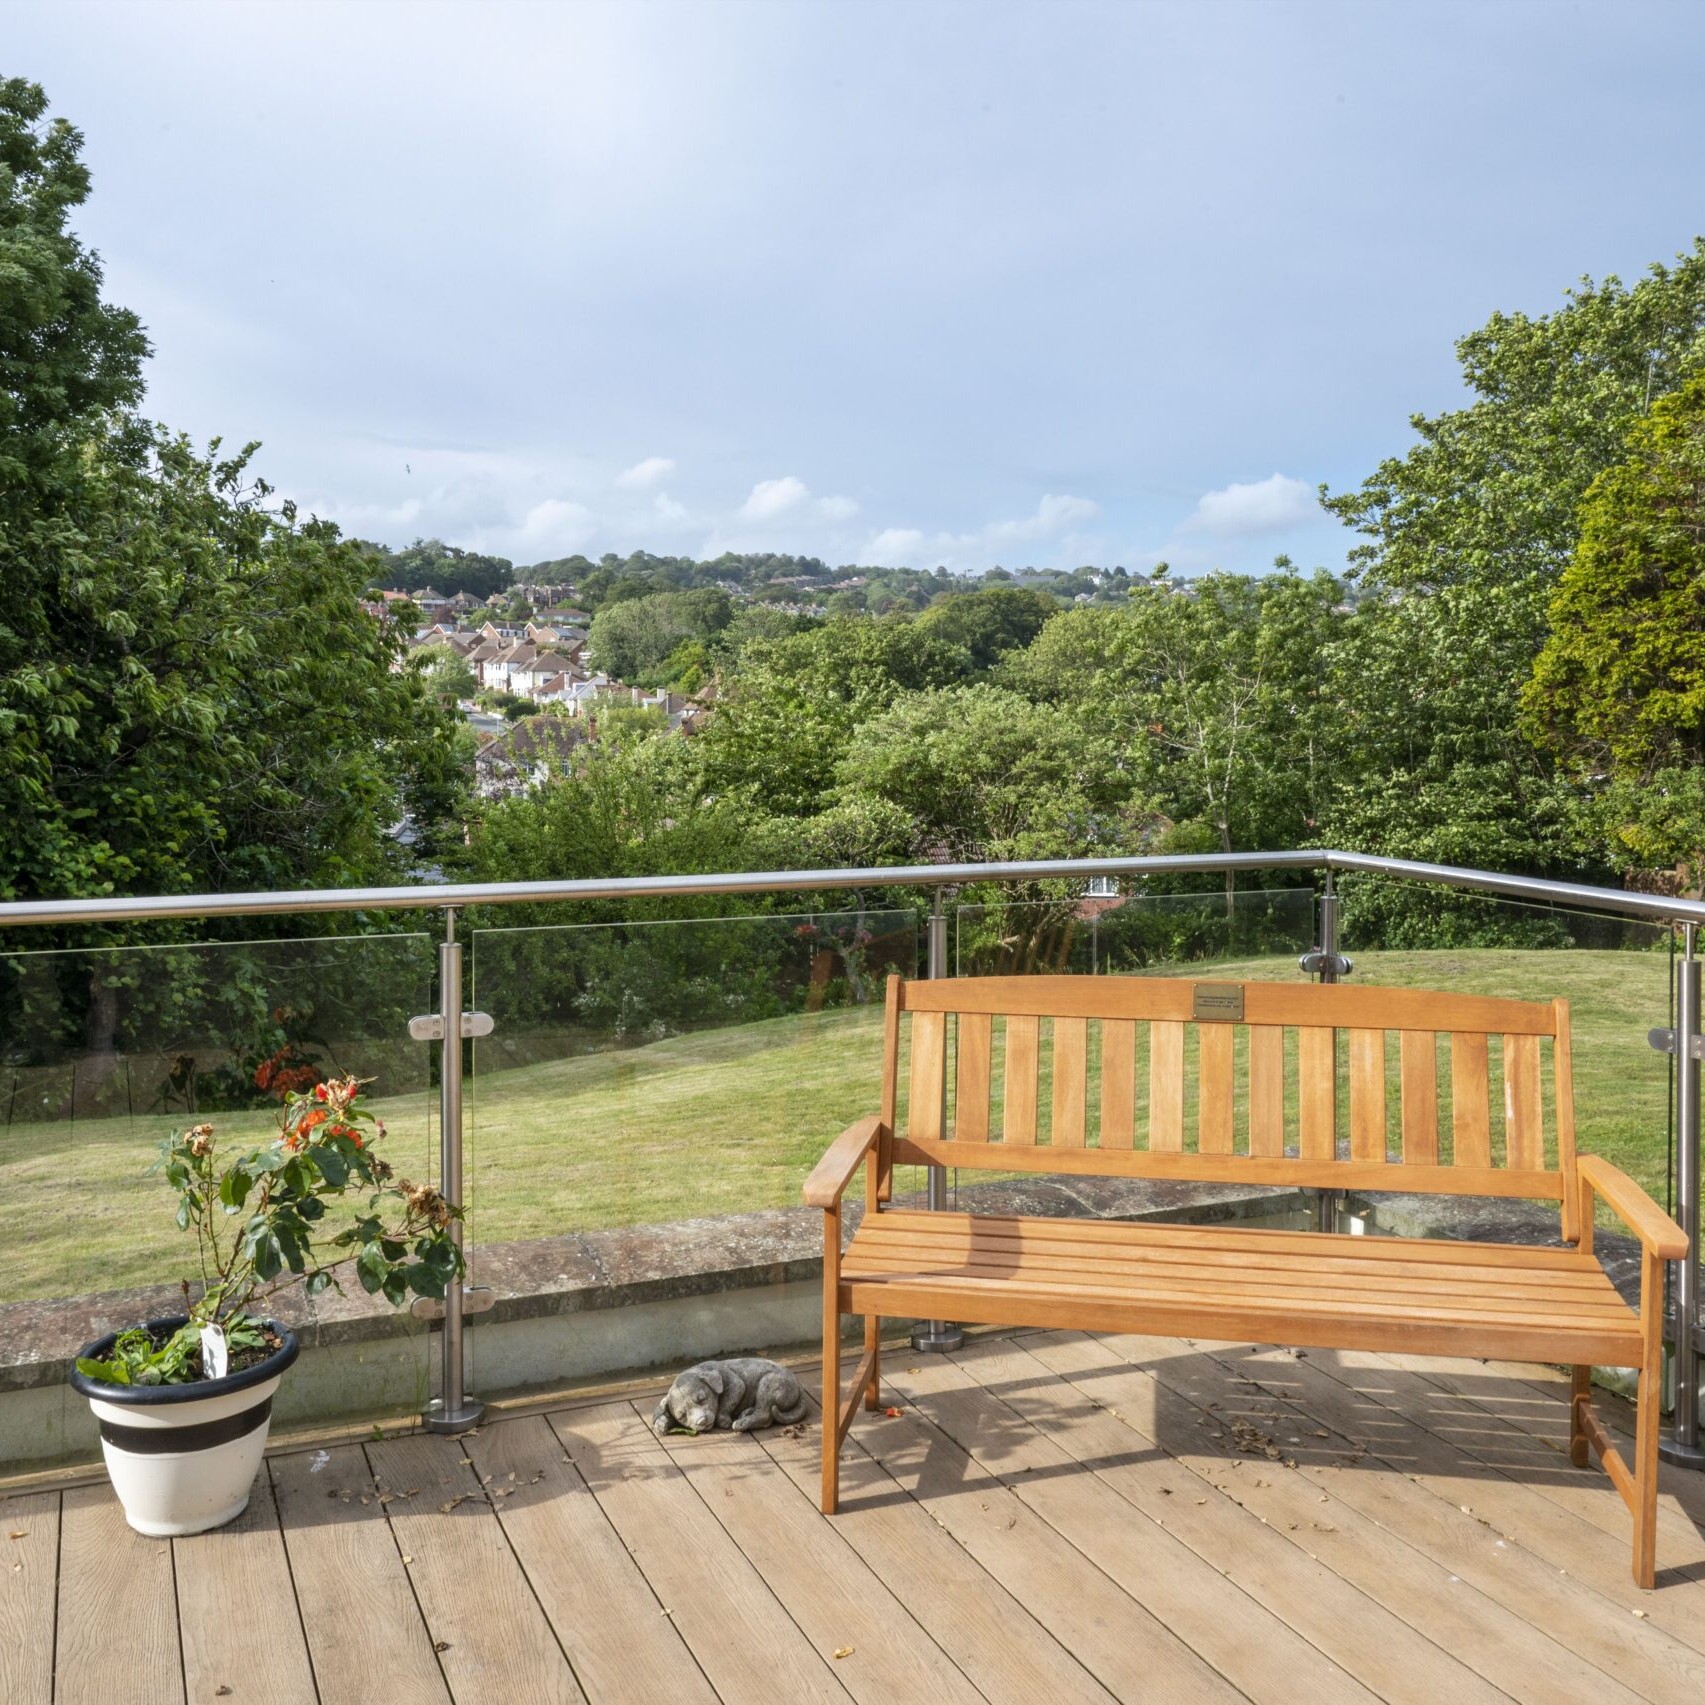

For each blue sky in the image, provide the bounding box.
[10,0,1705,574]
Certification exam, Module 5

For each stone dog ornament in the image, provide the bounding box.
[652,1357,809,1436]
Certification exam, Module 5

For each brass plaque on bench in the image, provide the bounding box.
[1192,982,1245,1023]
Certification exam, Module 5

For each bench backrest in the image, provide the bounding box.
[879,974,1580,1239]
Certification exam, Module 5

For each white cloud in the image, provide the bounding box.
[862,493,1102,569]
[985,492,1099,543]
[616,455,676,489]
[1184,473,1316,537]
[516,497,595,552]
[740,475,811,522]
[869,527,925,564]
[818,493,860,522]
[653,491,688,522]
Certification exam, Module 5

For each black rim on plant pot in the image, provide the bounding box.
[70,1315,301,1448]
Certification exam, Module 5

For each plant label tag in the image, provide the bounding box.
[201,1324,229,1380]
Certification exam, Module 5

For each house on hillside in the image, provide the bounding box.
[472,715,588,798]
[509,650,581,699]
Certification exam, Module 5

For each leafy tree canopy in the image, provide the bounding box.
[0,82,469,904]
[0,77,148,482]
[833,684,1140,864]
[693,618,973,816]
[358,537,515,602]
[588,586,732,682]
[1325,242,1705,594]
[914,586,1060,670]
[1523,373,1705,875]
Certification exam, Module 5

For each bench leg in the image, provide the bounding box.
[1632,1244,1663,1590]
[1569,1366,1591,1469]
[863,1313,881,1411]
[821,1208,841,1515]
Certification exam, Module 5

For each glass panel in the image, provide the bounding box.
[0,933,437,1465]
[466,909,918,1240]
[1336,874,1674,1215]
[938,887,1319,1222]
[955,885,1317,979]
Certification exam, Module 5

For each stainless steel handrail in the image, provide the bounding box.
[0,851,1324,927]
[0,847,1701,930]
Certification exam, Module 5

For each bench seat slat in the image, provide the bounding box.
[840,1278,1642,1369]
[851,1216,1619,1287]
[843,1250,1633,1316]
[841,1214,1636,1336]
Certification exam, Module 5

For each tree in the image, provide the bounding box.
[914,586,1059,671]
[588,587,732,682]
[1324,244,1705,595]
[418,644,477,703]
[833,685,1138,864]
[1523,373,1705,879]
[0,78,148,481]
[1311,245,1705,926]
[1007,574,1345,866]
[1,433,470,900]
[360,538,514,602]
[693,618,972,816]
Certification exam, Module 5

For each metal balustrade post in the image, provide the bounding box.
[912,889,964,1353]
[422,907,484,1433]
[1314,876,1343,1234]
[1662,925,1704,1466]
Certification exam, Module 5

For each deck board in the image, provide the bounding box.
[55,1485,184,1705]
[466,1412,716,1704]
[646,1403,986,1704]
[1147,1334,1705,1699]
[269,1443,453,1705]
[753,1404,1119,1705]
[552,1401,852,1705]
[0,1491,57,1705]
[12,1327,1705,1704]
[173,1470,317,1705]
[369,1430,586,1704]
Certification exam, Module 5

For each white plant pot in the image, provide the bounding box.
[70,1317,300,1537]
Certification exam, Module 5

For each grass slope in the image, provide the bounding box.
[2,949,1675,1304]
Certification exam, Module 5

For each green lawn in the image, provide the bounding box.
[2,948,1677,1304]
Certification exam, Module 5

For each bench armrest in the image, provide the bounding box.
[1579,1155,1689,1261]
[803,1116,883,1209]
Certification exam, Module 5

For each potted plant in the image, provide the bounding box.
[70,1075,461,1536]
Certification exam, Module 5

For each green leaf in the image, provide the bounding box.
[75,1355,131,1385]
[355,1246,388,1294]
[218,1167,252,1213]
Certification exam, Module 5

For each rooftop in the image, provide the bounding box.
[10,1327,1705,1703]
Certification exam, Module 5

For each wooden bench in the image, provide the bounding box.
[804,973,1688,1587]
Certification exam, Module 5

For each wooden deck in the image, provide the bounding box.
[9,1328,1705,1703]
